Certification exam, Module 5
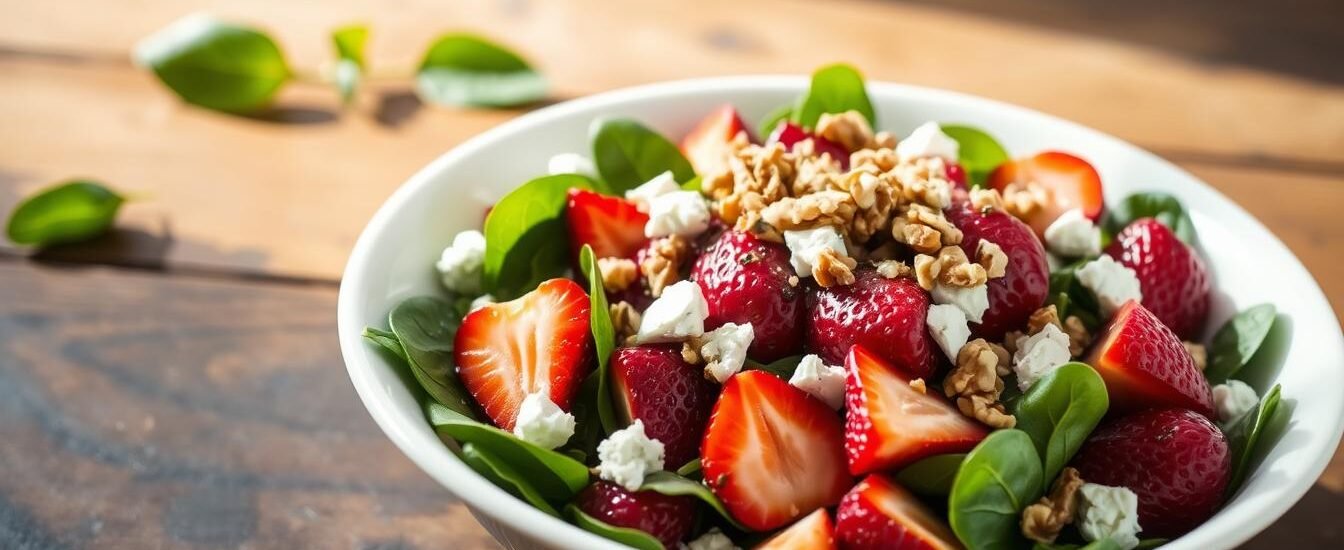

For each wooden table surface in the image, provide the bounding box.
[1,0,1341,548]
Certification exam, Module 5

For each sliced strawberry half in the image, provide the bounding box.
[611,344,719,468]
[702,370,851,531]
[454,278,593,431]
[834,474,961,550]
[845,345,987,476]
[757,508,837,550]
[987,151,1104,238]
[681,104,751,177]
[565,188,649,261]
[1085,300,1214,417]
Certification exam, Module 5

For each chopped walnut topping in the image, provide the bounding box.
[816,111,878,152]
[900,204,963,249]
[913,253,940,290]
[1184,341,1207,371]
[609,301,642,345]
[1002,181,1051,220]
[893,218,944,254]
[759,190,857,232]
[813,248,857,288]
[937,245,988,288]
[1028,305,1063,334]
[1064,316,1091,357]
[893,157,954,209]
[876,260,913,279]
[681,341,701,364]
[1021,467,1084,544]
[639,235,690,297]
[873,131,897,150]
[1003,330,1026,356]
[945,338,1015,428]
[970,188,1006,213]
[597,257,638,292]
[977,240,1008,279]
[909,378,927,394]
[850,147,898,174]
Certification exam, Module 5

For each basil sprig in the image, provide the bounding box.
[6,180,126,247]
[135,14,291,113]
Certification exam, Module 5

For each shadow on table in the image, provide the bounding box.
[1243,482,1344,547]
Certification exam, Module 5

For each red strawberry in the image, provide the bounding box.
[575,480,696,548]
[807,269,937,379]
[1071,408,1231,538]
[692,230,806,361]
[611,345,719,468]
[1086,301,1214,417]
[1105,218,1211,339]
[454,278,592,431]
[702,371,851,531]
[565,188,649,261]
[987,151,1104,238]
[844,345,987,475]
[768,122,850,169]
[682,104,751,177]
[945,196,1050,341]
[834,474,961,550]
[944,162,968,191]
[758,508,837,550]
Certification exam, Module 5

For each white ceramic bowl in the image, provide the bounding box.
[338,77,1344,550]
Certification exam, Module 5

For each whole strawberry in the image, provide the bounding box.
[611,345,719,468]
[574,480,696,547]
[807,269,937,380]
[692,230,805,361]
[944,196,1050,340]
[1105,218,1211,339]
[1071,408,1231,538]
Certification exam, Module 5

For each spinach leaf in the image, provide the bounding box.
[566,504,663,550]
[676,458,702,477]
[135,14,290,113]
[896,453,966,496]
[579,245,618,434]
[681,175,704,192]
[942,125,1010,189]
[1204,304,1277,384]
[744,355,805,379]
[6,181,125,246]
[416,33,546,107]
[331,24,368,103]
[793,63,875,129]
[641,471,748,530]
[389,296,476,418]
[482,174,594,299]
[1034,539,1123,550]
[1048,260,1101,329]
[949,429,1044,550]
[590,118,696,193]
[361,327,408,364]
[1224,384,1287,492]
[758,104,795,137]
[1103,193,1197,245]
[1135,539,1169,549]
[460,442,560,516]
[1012,363,1109,487]
[427,402,589,501]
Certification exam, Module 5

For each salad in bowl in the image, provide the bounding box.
[352,64,1316,550]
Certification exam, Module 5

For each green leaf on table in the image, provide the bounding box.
[361,327,409,364]
[640,471,748,531]
[482,174,595,299]
[942,125,1010,189]
[896,453,965,496]
[460,442,560,516]
[579,245,618,435]
[1204,304,1277,384]
[389,296,476,418]
[415,33,546,107]
[758,104,795,137]
[1224,384,1286,492]
[590,118,696,193]
[793,63,875,130]
[949,429,1044,550]
[134,14,290,113]
[427,402,590,501]
[331,24,368,103]
[1012,363,1109,487]
[744,355,805,379]
[566,504,663,550]
[6,180,125,246]
[1103,193,1197,245]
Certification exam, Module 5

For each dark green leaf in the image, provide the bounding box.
[676,458,702,477]
[793,63,875,130]
[1048,260,1101,329]
[744,355,805,379]
[416,33,545,107]
[758,104,794,137]
[566,504,663,550]
[1012,363,1109,487]
[1135,539,1169,549]
[389,296,475,418]
[427,402,589,501]
[1103,193,1197,245]
[590,118,696,193]
[1034,539,1123,550]
[482,174,595,299]
[950,429,1044,550]
[579,245,618,434]
[896,454,965,496]
[459,443,560,516]
[942,125,1010,189]
[361,327,408,364]
[135,14,290,113]
[6,181,125,246]
[1205,304,1277,384]
[1224,384,1287,492]
[640,471,748,531]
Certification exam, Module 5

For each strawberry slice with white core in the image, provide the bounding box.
[565,188,649,261]
[681,104,751,176]
[834,474,961,550]
[701,370,851,532]
[454,278,593,431]
[988,151,1104,238]
[758,508,837,550]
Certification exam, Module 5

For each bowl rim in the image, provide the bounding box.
[338,75,1344,550]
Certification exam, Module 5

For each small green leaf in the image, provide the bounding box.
[566,504,663,550]
[758,104,794,137]
[744,355,805,379]
[416,33,545,107]
[896,454,965,496]
[331,25,368,104]
[640,471,748,531]
[460,443,560,516]
[579,245,618,435]
[1048,260,1102,329]
[793,63,875,130]
[1012,363,1109,487]
[134,14,290,113]
[6,181,125,246]
[1103,193,1197,245]
[942,125,1010,189]
[680,175,704,192]
[389,296,476,418]
[427,402,590,501]
[590,118,696,193]
[676,458,702,477]
[482,174,595,299]
[361,327,408,364]
[1205,304,1277,384]
[1224,384,1287,493]
[950,429,1044,550]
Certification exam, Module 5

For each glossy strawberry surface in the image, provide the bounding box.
[575,480,696,547]
[758,508,837,550]
[768,122,850,169]
[610,345,719,468]
[834,474,961,550]
[691,230,806,361]
[807,270,938,380]
[681,104,751,177]
[945,195,1050,341]
[565,188,648,262]
[1086,300,1214,417]
[987,151,1104,238]
[1105,218,1211,339]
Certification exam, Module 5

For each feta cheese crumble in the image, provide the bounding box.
[789,354,847,408]
[635,280,709,344]
[625,171,679,212]
[699,322,755,383]
[783,226,850,279]
[1077,255,1143,317]
[645,191,711,238]
[1044,208,1102,258]
[435,230,487,294]
[684,528,740,550]
[1076,483,1142,550]
[926,304,971,362]
[1212,379,1259,424]
[896,121,960,163]
[546,152,598,179]
[596,419,665,491]
[1012,323,1073,391]
[511,391,576,450]
[468,294,495,312]
[931,282,990,324]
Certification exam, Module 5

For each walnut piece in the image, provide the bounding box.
[1064,316,1092,357]
[639,235,690,297]
[681,341,701,364]
[909,378,927,394]
[937,245,988,288]
[759,190,857,232]
[609,301,642,346]
[815,111,878,152]
[913,253,940,291]
[1002,181,1051,221]
[1021,467,1084,544]
[813,248,857,288]
[876,260,913,279]
[597,257,638,292]
[1003,329,1026,356]
[1028,304,1063,334]
[977,240,1008,279]
[970,188,1006,213]
[1184,341,1207,371]
[944,338,1015,428]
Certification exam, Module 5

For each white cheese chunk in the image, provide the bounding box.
[645,191,710,238]
[783,226,849,279]
[926,304,971,362]
[684,528,740,550]
[931,283,990,324]
[1044,208,1102,258]
[1212,379,1259,424]
[699,322,755,383]
[434,230,487,294]
[1012,323,1073,391]
[896,121,960,163]
[595,419,665,491]
[1076,483,1143,550]
[624,170,679,212]
[789,354,847,409]
[1077,255,1143,317]
[511,391,576,450]
[635,280,709,344]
